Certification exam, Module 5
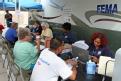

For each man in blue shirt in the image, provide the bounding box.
[61,22,77,44]
[5,22,18,45]
[58,22,77,60]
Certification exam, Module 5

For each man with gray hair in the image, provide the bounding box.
[13,27,40,70]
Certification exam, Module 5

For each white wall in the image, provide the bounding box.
[0,11,28,27]
[41,0,121,31]
[41,0,66,24]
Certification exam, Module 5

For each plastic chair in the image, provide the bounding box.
[1,37,30,81]
[5,47,30,81]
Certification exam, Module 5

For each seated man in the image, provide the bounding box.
[59,22,77,59]
[5,22,18,45]
[30,38,77,81]
[13,27,40,70]
[61,22,77,44]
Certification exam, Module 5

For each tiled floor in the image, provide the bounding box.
[0,55,8,81]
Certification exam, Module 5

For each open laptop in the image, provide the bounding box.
[72,46,90,64]
[97,56,115,77]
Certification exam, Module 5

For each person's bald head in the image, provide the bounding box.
[11,22,18,29]
[6,10,9,13]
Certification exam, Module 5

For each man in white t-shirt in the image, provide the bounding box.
[30,38,77,81]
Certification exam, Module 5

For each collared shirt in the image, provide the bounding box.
[13,41,38,70]
[88,44,114,58]
[61,31,77,44]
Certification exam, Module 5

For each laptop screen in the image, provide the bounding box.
[97,56,115,77]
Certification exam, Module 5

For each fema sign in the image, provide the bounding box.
[97,4,118,14]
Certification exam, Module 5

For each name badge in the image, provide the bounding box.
[98,51,101,55]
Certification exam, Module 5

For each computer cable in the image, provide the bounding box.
[102,60,115,81]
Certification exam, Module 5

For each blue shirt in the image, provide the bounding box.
[61,31,77,44]
[88,44,114,58]
[5,28,17,43]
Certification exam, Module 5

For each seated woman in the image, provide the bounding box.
[40,22,53,48]
[31,21,42,35]
[13,27,40,70]
[88,32,114,63]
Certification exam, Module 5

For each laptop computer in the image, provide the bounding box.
[72,46,90,64]
[97,56,115,77]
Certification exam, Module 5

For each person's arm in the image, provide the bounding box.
[35,37,40,53]
[5,14,8,19]
[13,30,18,42]
[45,37,51,48]
[69,66,77,80]
[57,59,77,81]
[9,14,12,19]
[102,46,114,58]
[66,59,78,80]
[91,56,99,63]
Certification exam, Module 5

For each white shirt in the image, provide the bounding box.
[2,27,9,37]
[30,48,72,81]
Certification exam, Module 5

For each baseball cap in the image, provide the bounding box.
[0,23,4,31]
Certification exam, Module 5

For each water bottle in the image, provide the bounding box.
[72,57,79,61]
[86,60,96,74]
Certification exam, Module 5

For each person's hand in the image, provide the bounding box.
[35,40,40,45]
[35,35,40,44]
[35,36,40,52]
[66,59,78,67]
[91,56,99,63]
